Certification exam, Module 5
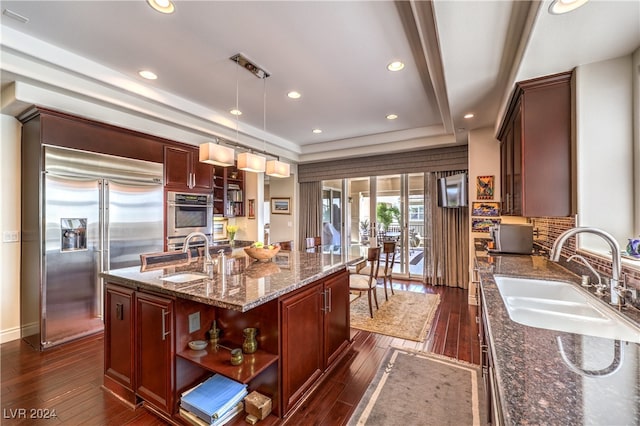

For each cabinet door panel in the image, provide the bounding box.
[280,284,323,414]
[136,292,174,414]
[105,284,135,390]
[324,271,350,367]
[164,146,190,190]
[192,158,213,190]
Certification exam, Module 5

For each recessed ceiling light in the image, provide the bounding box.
[312,129,322,134]
[386,114,398,120]
[139,70,158,80]
[147,0,175,14]
[548,0,589,15]
[464,113,474,119]
[387,61,405,72]
[287,91,302,99]
[230,109,242,116]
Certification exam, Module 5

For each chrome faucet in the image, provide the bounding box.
[550,227,622,305]
[182,232,212,268]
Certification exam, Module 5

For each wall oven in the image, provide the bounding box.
[166,192,213,245]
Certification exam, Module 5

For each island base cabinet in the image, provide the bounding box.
[103,285,175,416]
[323,271,350,366]
[280,269,350,416]
[104,284,138,407]
[136,291,175,416]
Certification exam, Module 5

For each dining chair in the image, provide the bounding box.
[358,241,396,301]
[305,236,322,253]
[349,246,381,318]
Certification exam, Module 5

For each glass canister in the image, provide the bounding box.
[242,327,258,354]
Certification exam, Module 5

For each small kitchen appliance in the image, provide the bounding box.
[489,223,534,254]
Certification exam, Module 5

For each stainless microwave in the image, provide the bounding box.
[166,192,213,239]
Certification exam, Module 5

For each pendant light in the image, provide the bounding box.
[266,158,290,178]
[237,151,266,173]
[199,140,235,166]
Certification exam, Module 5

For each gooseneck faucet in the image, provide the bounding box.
[550,227,622,305]
[182,232,212,266]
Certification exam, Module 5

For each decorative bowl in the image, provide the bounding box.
[188,340,208,351]
[244,246,281,262]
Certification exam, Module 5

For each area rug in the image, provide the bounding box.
[350,288,440,342]
[348,347,486,426]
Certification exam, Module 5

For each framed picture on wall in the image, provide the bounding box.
[472,218,501,233]
[271,197,291,215]
[248,199,255,219]
[476,175,495,200]
[472,201,500,217]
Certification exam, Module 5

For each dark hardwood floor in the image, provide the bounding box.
[1,280,479,425]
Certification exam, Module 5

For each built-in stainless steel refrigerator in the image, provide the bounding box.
[21,146,164,350]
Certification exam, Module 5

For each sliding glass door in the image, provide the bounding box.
[407,173,426,279]
[339,174,427,280]
[321,180,343,252]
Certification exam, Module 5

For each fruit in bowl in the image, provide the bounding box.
[244,242,280,262]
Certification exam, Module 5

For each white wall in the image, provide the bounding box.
[267,175,297,247]
[467,127,501,244]
[575,54,635,253]
[1,114,22,343]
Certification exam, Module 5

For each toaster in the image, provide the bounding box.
[489,223,533,254]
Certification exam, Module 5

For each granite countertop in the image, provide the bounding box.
[102,247,363,312]
[476,250,640,425]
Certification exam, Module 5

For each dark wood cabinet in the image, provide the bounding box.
[135,291,175,415]
[323,271,350,366]
[498,71,572,217]
[104,284,137,406]
[164,145,213,191]
[280,283,324,414]
[104,284,175,416]
[280,269,350,414]
[104,268,351,421]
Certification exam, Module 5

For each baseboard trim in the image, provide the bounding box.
[0,326,21,344]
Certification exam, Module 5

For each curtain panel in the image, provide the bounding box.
[425,171,470,288]
[297,181,322,251]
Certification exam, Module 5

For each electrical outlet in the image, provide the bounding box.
[188,312,200,334]
[3,231,19,243]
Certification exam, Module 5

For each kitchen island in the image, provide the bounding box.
[101,248,363,424]
[476,249,640,425]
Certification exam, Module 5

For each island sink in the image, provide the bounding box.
[159,272,209,283]
[494,276,640,343]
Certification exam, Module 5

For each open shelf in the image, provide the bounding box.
[177,343,278,385]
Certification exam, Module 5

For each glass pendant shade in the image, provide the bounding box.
[266,159,290,178]
[237,152,266,173]
[199,142,235,166]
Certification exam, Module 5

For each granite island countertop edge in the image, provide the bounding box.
[102,253,364,313]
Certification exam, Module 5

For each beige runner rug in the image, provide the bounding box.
[350,288,440,342]
[348,347,486,425]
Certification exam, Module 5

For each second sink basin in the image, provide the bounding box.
[160,272,208,283]
[494,276,640,343]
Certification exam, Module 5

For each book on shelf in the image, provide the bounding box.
[181,374,248,425]
[179,401,244,426]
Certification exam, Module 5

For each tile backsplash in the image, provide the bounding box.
[530,216,640,298]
